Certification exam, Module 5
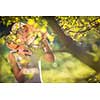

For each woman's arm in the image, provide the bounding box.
[42,39,55,62]
[8,53,24,82]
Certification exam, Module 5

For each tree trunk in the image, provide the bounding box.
[45,16,100,73]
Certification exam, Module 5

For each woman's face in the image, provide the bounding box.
[16,25,30,43]
[6,24,35,51]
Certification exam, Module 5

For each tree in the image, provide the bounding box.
[44,16,100,73]
[1,16,100,82]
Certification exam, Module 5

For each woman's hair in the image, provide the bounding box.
[16,24,29,35]
[11,22,25,34]
[6,22,48,50]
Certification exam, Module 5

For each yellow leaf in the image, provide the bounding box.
[37,32,42,37]
[0,37,5,45]
[47,34,55,42]
[97,19,100,22]
[34,39,39,45]
[11,35,16,40]
[15,17,19,22]
[16,39,21,43]
[27,19,35,25]
[41,27,47,33]
[34,23,39,28]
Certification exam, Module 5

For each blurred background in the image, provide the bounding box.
[1,16,100,83]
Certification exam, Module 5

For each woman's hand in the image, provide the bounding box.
[42,39,55,62]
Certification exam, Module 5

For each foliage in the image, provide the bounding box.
[1,17,55,46]
[0,44,15,82]
[56,16,100,41]
[56,16,100,62]
[1,16,100,82]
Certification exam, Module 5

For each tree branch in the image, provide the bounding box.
[44,16,100,73]
[65,17,100,34]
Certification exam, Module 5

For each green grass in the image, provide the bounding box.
[41,52,95,83]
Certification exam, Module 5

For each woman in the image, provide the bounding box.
[6,22,55,83]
